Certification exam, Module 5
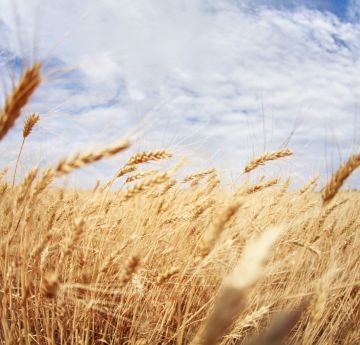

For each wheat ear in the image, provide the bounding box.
[0,166,8,181]
[126,169,158,183]
[246,177,280,194]
[322,153,360,203]
[244,148,293,173]
[54,139,130,176]
[127,150,172,165]
[191,227,282,345]
[200,201,242,257]
[12,113,40,186]
[183,168,216,182]
[0,63,41,141]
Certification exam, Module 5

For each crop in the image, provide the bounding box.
[0,62,359,345]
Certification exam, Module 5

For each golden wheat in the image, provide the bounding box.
[0,63,41,141]
[322,152,360,203]
[244,148,293,173]
[54,139,130,176]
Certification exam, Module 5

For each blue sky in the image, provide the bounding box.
[0,0,360,187]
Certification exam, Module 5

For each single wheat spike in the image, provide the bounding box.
[183,168,216,183]
[16,167,39,207]
[12,113,41,186]
[156,267,179,285]
[126,169,158,183]
[22,112,40,138]
[150,179,176,198]
[54,139,130,176]
[127,150,172,165]
[119,255,140,287]
[59,218,85,268]
[200,201,242,257]
[162,216,190,225]
[299,175,319,194]
[116,164,137,178]
[244,148,293,173]
[0,166,9,180]
[246,177,280,194]
[191,227,282,345]
[0,63,41,141]
[122,171,171,201]
[322,153,360,203]
[31,168,54,200]
[99,164,138,192]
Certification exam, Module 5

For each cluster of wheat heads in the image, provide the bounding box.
[0,62,359,345]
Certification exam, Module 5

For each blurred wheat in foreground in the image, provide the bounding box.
[0,63,359,345]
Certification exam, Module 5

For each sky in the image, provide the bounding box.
[0,0,360,188]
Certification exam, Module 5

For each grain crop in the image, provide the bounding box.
[0,62,359,345]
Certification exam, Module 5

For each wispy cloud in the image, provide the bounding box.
[0,0,360,187]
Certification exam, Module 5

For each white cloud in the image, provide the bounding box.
[1,0,360,187]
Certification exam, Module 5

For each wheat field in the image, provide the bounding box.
[0,62,359,345]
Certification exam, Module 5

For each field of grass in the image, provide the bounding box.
[0,63,359,345]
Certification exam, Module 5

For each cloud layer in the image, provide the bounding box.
[0,0,360,187]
